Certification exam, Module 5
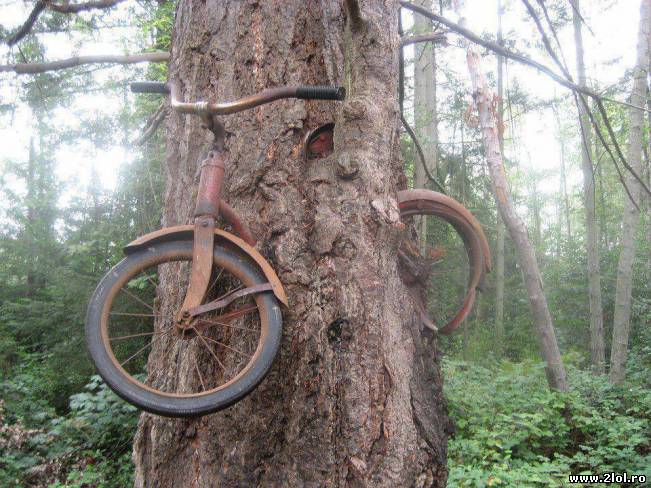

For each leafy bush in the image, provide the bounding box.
[445,359,651,487]
[0,375,137,487]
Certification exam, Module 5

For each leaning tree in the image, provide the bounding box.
[129,1,450,486]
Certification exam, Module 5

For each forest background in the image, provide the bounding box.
[0,0,650,486]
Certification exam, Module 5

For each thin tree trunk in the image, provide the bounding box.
[413,0,439,247]
[494,0,505,350]
[609,0,650,384]
[529,178,542,259]
[552,105,572,245]
[25,138,36,297]
[573,0,605,374]
[132,1,450,486]
[455,3,569,392]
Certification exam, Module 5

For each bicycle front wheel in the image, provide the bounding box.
[85,239,282,417]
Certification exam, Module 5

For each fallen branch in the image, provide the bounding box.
[0,52,170,74]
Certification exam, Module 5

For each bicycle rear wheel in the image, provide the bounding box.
[85,239,282,417]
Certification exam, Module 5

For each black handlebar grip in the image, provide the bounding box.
[296,85,346,101]
[130,81,170,94]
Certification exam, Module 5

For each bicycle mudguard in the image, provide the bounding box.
[123,226,288,307]
[397,189,491,334]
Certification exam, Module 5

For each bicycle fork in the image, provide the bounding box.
[176,121,273,333]
[177,149,225,323]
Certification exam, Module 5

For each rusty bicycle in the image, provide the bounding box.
[86,81,490,418]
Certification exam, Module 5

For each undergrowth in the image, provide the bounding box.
[445,359,651,487]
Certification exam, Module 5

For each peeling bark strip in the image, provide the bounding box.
[454,2,569,392]
[132,1,450,487]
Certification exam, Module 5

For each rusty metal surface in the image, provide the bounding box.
[194,152,225,218]
[187,283,274,317]
[397,189,491,335]
[123,226,288,307]
[303,122,335,159]
[178,217,216,320]
[167,83,344,116]
[218,201,257,246]
[398,189,492,271]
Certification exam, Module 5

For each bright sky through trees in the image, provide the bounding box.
[0,0,640,207]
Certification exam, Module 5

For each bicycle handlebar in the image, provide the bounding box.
[130,81,345,116]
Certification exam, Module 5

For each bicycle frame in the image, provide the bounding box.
[124,79,346,315]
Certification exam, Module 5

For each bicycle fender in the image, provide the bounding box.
[124,225,288,307]
[397,189,491,335]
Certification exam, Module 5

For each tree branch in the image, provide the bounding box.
[400,1,651,202]
[135,102,168,145]
[398,10,446,194]
[6,0,127,46]
[400,32,447,47]
[0,52,170,74]
[399,1,649,113]
[6,1,47,46]
[48,0,127,14]
[520,0,647,206]
[401,114,447,193]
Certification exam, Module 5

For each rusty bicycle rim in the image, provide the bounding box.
[99,245,271,399]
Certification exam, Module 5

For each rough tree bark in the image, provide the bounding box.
[609,0,650,384]
[455,2,569,391]
[132,1,451,486]
[572,0,605,374]
[413,0,439,245]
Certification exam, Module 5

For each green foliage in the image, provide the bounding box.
[445,359,651,487]
[0,376,137,487]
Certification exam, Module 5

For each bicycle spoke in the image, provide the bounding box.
[119,287,155,312]
[200,334,251,358]
[213,284,244,303]
[144,273,159,289]
[120,341,154,367]
[110,312,170,318]
[193,355,207,392]
[194,328,226,371]
[109,330,170,341]
[197,319,258,333]
[215,305,258,321]
[206,267,225,295]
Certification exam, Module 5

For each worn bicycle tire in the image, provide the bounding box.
[85,240,282,417]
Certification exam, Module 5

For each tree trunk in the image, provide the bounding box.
[25,138,36,297]
[132,1,451,486]
[413,0,439,246]
[552,105,572,246]
[456,5,569,392]
[494,0,505,351]
[529,177,542,260]
[609,0,650,384]
[572,0,605,374]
